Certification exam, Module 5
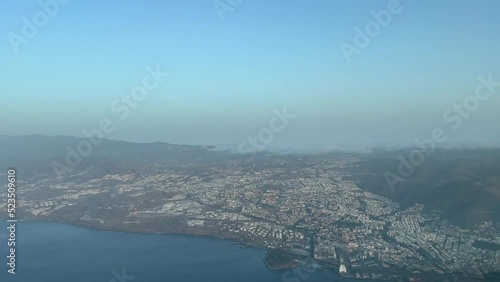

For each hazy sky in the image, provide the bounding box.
[1,0,499,148]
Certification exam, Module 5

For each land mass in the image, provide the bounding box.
[1,135,500,281]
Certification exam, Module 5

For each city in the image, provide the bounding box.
[3,152,499,281]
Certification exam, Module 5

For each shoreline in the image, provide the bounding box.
[9,219,390,281]
[11,219,258,246]
[262,251,300,271]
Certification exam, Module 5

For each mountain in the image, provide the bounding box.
[347,148,500,228]
[0,134,223,178]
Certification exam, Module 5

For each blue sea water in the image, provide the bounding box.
[0,222,370,282]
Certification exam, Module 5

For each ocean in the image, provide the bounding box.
[0,221,371,282]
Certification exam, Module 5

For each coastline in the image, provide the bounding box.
[9,219,389,281]
[10,219,258,247]
[262,251,300,271]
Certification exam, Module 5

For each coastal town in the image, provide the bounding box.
[2,154,499,281]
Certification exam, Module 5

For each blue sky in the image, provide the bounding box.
[1,0,499,148]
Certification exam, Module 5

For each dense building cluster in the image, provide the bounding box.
[2,155,499,281]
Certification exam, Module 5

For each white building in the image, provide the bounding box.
[339,264,347,274]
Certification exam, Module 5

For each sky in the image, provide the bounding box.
[1,0,499,150]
